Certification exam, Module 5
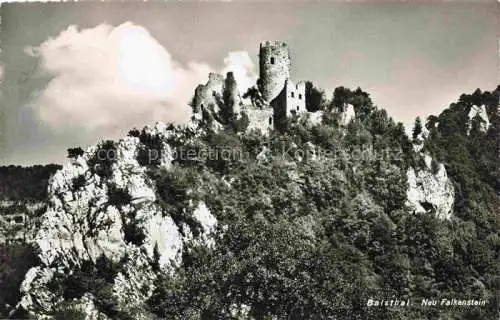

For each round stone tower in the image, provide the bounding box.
[259,41,291,102]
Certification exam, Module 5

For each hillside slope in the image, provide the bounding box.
[3,86,499,319]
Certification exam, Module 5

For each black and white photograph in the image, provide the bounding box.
[0,1,498,319]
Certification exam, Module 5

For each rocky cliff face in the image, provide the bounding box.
[15,117,460,317]
[17,122,218,319]
[339,103,356,126]
[406,155,455,220]
[467,104,490,134]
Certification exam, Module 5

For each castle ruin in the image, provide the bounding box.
[259,41,306,124]
[192,41,312,132]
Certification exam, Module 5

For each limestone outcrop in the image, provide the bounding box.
[17,123,218,318]
[406,155,455,220]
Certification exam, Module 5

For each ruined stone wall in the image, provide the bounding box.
[193,72,244,123]
[192,41,306,132]
[193,73,225,114]
[224,72,242,114]
[243,107,274,134]
[271,85,288,129]
[0,201,43,243]
[284,80,306,117]
[271,79,307,129]
[307,110,324,126]
[259,41,290,103]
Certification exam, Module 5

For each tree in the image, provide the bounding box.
[128,128,140,137]
[87,140,116,179]
[412,116,423,141]
[136,130,163,166]
[331,86,352,110]
[425,115,439,130]
[305,81,326,112]
[350,87,375,119]
[67,147,84,159]
[0,244,40,317]
[0,164,61,201]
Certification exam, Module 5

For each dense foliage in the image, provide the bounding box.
[0,165,58,316]
[305,81,327,112]
[67,147,85,159]
[1,85,498,319]
[0,165,61,201]
[143,86,499,319]
[0,244,40,318]
[87,140,117,179]
[47,256,142,320]
[129,128,165,166]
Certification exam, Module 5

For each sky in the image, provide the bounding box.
[0,1,498,166]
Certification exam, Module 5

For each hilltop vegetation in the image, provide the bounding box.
[0,165,61,202]
[1,85,498,319]
[143,86,499,319]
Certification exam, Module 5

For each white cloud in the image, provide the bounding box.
[27,22,211,138]
[27,22,258,140]
[222,51,258,94]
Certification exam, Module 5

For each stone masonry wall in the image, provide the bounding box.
[284,80,306,117]
[259,41,290,103]
[193,73,225,114]
[244,107,274,134]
